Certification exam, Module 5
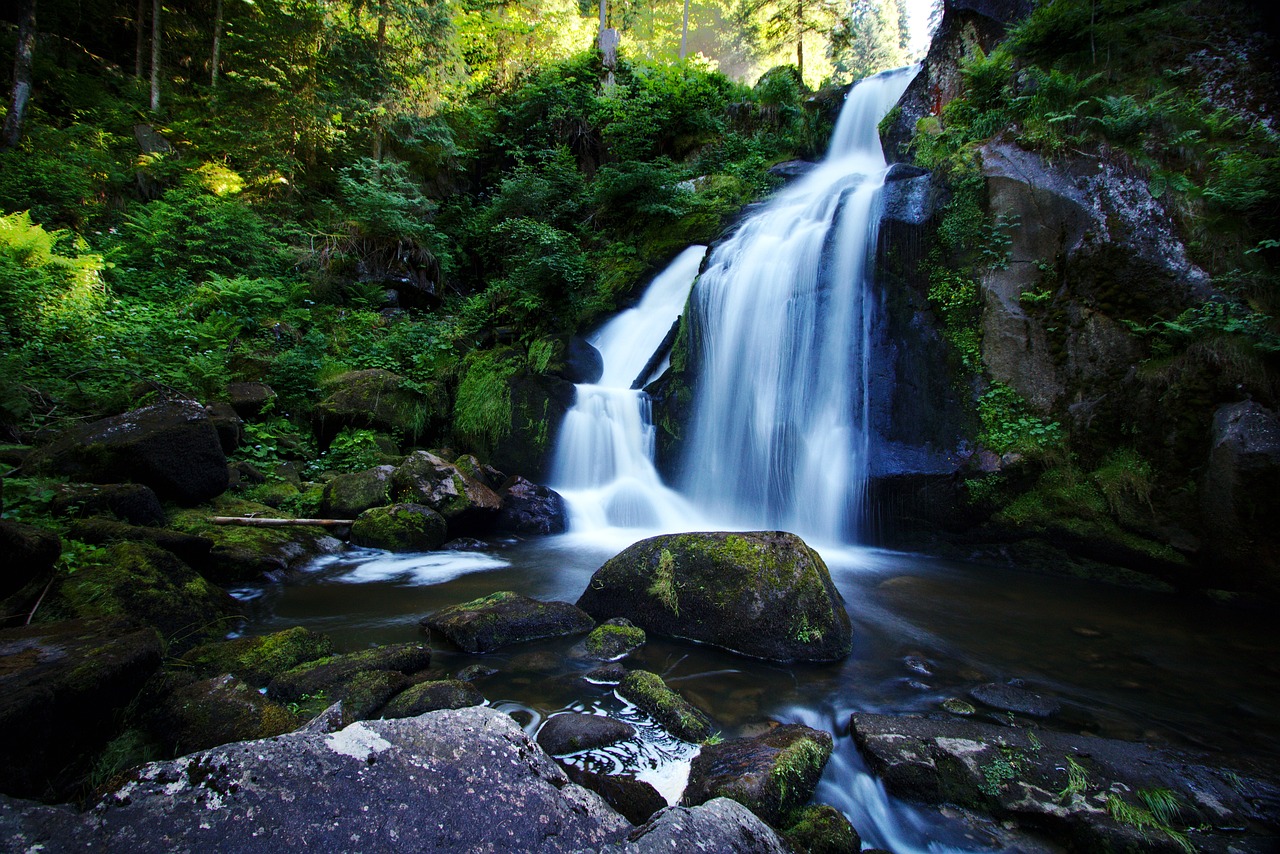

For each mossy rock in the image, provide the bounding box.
[781,804,860,854]
[577,532,852,662]
[381,679,484,718]
[391,452,501,536]
[351,503,447,552]
[180,626,334,687]
[583,618,646,661]
[68,517,213,570]
[48,482,165,526]
[150,674,297,754]
[682,724,834,826]
[319,465,395,519]
[421,591,594,654]
[312,369,444,451]
[338,669,409,725]
[266,642,431,703]
[168,496,339,584]
[243,480,301,509]
[43,542,236,653]
[617,670,713,743]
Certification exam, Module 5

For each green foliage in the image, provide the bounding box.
[977,384,1062,457]
[453,351,517,450]
[310,428,386,474]
[648,548,680,615]
[1106,791,1194,854]
[1057,755,1090,801]
[0,211,108,346]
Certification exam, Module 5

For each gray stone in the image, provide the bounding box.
[601,798,791,853]
[537,713,635,755]
[422,591,594,653]
[495,476,568,535]
[392,451,502,536]
[968,681,1061,718]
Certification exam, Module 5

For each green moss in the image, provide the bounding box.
[454,350,518,451]
[647,548,680,615]
[618,670,712,743]
[584,622,646,659]
[350,503,447,551]
[782,804,860,854]
[770,736,829,804]
[180,626,334,686]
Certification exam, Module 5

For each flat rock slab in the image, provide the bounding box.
[422,591,594,653]
[968,681,1061,718]
[576,532,852,662]
[851,713,1280,853]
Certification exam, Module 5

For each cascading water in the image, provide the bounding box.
[678,66,918,546]
[550,245,707,540]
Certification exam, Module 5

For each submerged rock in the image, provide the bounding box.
[421,590,594,653]
[968,681,1061,719]
[576,531,852,662]
[350,503,448,552]
[682,724,834,825]
[617,670,713,743]
[537,713,635,755]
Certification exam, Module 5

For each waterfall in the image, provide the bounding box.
[550,246,707,540]
[677,66,918,546]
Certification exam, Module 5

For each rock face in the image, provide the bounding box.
[392,451,503,535]
[495,476,568,535]
[682,725,834,826]
[30,400,228,505]
[1201,401,1280,591]
[0,619,162,799]
[537,713,635,755]
[312,368,442,450]
[851,713,1280,853]
[422,591,594,653]
[350,503,448,552]
[576,532,852,662]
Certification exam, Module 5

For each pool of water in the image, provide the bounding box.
[231,534,1280,851]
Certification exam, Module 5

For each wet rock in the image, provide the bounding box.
[1201,401,1280,591]
[495,475,568,535]
[585,618,646,661]
[576,531,852,662]
[225,382,276,419]
[180,626,334,687]
[392,451,502,536]
[456,663,498,681]
[382,679,483,717]
[0,519,60,602]
[266,642,432,702]
[320,465,395,519]
[560,765,666,825]
[43,542,235,653]
[18,707,632,851]
[29,400,228,505]
[67,517,213,569]
[617,670,712,743]
[312,369,443,451]
[851,712,1280,853]
[0,619,162,799]
[781,804,861,854]
[350,503,448,552]
[682,724,834,825]
[968,681,1061,718]
[942,698,976,716]
[421,590,594,653]
[585,663,628,684]
[768,160,817,181]
[489,370,576,481]
[442,537,489,551]
[600,798,791,853]
[537,713,635,755]
[563,336,604,384]
[48,482,164,526]
[337,670,409,724]
[150,674,296,754]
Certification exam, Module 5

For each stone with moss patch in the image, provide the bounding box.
[337,670,409,724]
[319,466,395,519]
[617,670,712,743]
[583,618,646,661]
[392,452,502,536]
[682,724,833,826]
[180,626,334,687]
[350,503,447,552]
[421,591,594,653]
[312,369,442,451]
[576,532,852,662]
[781,804,860,853]
[150,674,297,754]
[381,679,483,718]
[266,643,431,703]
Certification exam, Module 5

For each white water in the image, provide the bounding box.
[678,66,918,547]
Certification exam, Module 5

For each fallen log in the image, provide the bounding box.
[210,516,355,527]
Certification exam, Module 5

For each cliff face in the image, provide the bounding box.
[869,0,1280,594]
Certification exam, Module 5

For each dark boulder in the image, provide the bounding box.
[968,681,1061,719]
[563,336,604,384]
[453,453,507,490]
[682,724,834,826]
[0,619,162,799]
[225,382,276,419]
[149,674,297,754]
[48,482,164,526]
[312,369,443,451]
[560,765,666,825]
[381,679,484,718]
[781,805,861,854]
[350,503,448,552]
[1201,401,1280,591]
[537,713,635,755]
[599,798,791,853]
[496,475,568,535]
[0,519,60,600]
[320,465,395,519]
[29,400,228,505]
[617,670,712,743]
[489,370,576,482]
[392,451,502,536]
[421,591,594,653]
[266,642,432,703]
[336,670,410,725]
[180,626,334,687]
[576,532,852,662]
[768,160,817,181]
[67,517,213,569]
[205,402,244,453]
[584,618,646,661]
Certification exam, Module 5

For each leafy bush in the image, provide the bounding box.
[0,211,108,346]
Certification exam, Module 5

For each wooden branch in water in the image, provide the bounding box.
[210,516,354,527]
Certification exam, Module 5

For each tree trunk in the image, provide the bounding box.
[679,0,690,59]
[149,0,161,112]
[2,0,37,149]
[210,0,222,88]
[135,0,146,78]
[794,1,804,83]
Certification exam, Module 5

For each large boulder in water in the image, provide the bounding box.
[421,591,594,653]
[351,503,448,552]
[392,451,502,536]
[29,400,228,505]
[576,532,852,662]
[495,475,568,535]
